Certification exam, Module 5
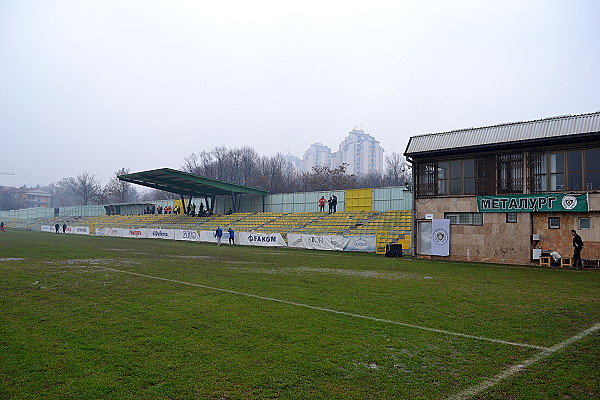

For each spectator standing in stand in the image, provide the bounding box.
[318,196,326,212]
[332,195,338,213]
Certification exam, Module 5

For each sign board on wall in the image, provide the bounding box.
[477,193,588,212]
[431,219,450,256]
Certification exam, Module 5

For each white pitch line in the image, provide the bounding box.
[99,267,549,350]
[446,322,600,400]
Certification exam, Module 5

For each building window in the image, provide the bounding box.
[567,151,583,190]
[532,148,600,192]
[549,152,565,190]
[497,153,523,194]
[416,158,475,197]
[548,217,560,229]
[463,159,475,194]
[416,162,436,197]
[579,217,591,230]
[437,161,448,195]
[444,212,483,226]
[586,149,600,190]
[532,152,547,192]
[506,212,517,223]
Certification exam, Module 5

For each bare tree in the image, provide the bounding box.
[182,153,201,175]
[211,146,229,181]
[69,173,101,205]
[299,163,358,192]
[238,146,259,186]
[146,188,179,200]
[103,168,138,203]
[0,190,21,211]
[357,171,384,189]
[384,152,411,186]
[183,146,260,186]
[252,153,299,193]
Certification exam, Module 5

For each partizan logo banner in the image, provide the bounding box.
[477,193,589,213]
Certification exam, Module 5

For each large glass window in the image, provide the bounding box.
[464,159,475,194]
[532,152,547,192]
[549,152,565,191]
[450,160,463,194]
[586,149,600,190]
[437,162,448,195]
[533,149,599,192]
[567,151,583,191]
[416,158,475,197]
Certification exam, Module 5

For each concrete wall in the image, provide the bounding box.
[533,211,600,260]
[414,193,600,264]
[415,197,532,264]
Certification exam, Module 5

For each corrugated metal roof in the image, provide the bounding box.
[404,111,600,156]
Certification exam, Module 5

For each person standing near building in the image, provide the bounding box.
[228,228,235,245]
[55,223,60,233]
[571,229,584,269]
[215,226,223,246]
[62,223,67,234]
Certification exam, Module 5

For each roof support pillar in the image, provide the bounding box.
[179,194,186,215]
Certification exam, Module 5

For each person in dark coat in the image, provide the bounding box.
[571,229,584,269]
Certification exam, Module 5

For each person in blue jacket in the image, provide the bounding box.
[215,226,223,246]
[228,228,235,245]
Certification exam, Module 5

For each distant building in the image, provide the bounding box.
[282,151,302,171]
[295,129,385,175]
[302,142,333,172]
[334,129,384,175]
[0,187,52,208]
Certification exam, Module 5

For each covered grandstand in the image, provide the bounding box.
[0,169,413,253]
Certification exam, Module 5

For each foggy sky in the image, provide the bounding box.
[1,0,599,188]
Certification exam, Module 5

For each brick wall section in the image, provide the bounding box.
[533,211,600,260]
[415,193,600,265]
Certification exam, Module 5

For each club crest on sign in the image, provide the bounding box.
[561,195,577,210]
[433,228,448,245]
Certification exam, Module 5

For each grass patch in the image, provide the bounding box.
[1,230,599,399]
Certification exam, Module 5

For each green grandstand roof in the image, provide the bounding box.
[118,168,269,197]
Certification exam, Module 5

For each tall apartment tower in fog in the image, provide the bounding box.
[333,129,384,175]
[302,142,333,171]
[292,129,385,175]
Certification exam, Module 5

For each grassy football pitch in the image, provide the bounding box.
[1,229,598,399]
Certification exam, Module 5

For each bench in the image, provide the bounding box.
[583,259,600,268]
[560,257,573,267]
[539,256,551,266]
